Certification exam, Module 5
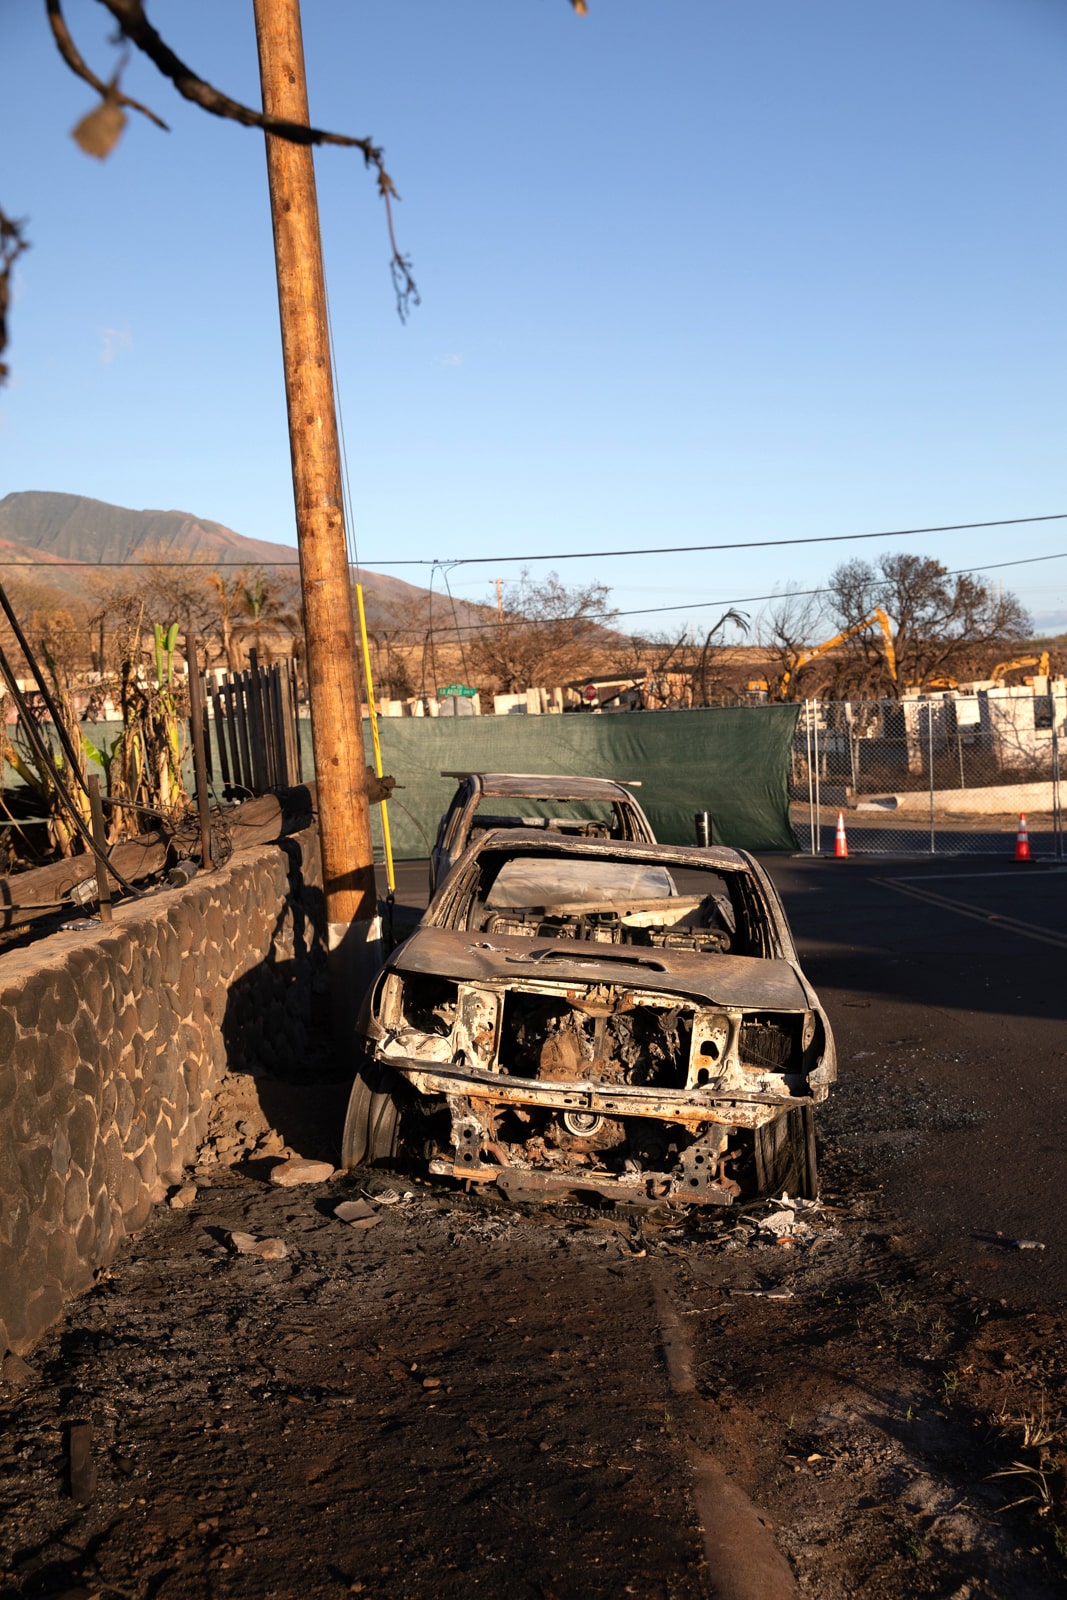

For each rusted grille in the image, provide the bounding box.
[739,1019,796,1072]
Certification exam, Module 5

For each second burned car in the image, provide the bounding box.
[343,831,836,1205]
[428,771,656,891]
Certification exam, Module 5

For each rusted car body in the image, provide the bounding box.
[429,772,656,892]
[344,832,835,1205]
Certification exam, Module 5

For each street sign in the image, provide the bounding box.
[437,684,477,698]
[583,683,599,704]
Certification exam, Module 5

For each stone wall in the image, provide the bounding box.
[0,827,325,1356]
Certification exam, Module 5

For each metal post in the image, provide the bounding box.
[812,698,822,854]
[185,637,213,869]
[694,811,711,848]
[804,701,816,856]
[254,0,381,1004]
[87,776,113,922]
[1053,717,1063,860]
[356,582,396,897]
[927,702,935,855]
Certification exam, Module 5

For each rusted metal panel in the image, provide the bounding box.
[391,929,812,1011]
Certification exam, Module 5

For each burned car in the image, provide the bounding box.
[343,833,835,1205]
[429,771,656,891]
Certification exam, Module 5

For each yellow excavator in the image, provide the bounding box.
[750,608,899,699]
[989,651,1050,684]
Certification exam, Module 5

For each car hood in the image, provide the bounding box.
[391,927,813,1012]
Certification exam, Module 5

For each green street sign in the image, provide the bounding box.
[437,684,477,698]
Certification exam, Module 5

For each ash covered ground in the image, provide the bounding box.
[3,855,1067,1598]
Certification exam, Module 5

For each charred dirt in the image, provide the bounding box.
[0,1100,1064,1600]
[3,856,1067,1598]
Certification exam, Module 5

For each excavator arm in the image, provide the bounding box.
[776,607,898,698]
[990,651,1050,684]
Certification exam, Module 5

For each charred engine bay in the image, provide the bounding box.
[392,972,808,1089]
[504,990,693,1089]
[379,969,818,1197]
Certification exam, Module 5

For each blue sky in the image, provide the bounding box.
[3,0,1067,637]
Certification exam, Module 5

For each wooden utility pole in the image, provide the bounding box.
[253,0,381,997]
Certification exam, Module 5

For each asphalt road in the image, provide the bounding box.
[380,852,1067,1306]
[769,854,1067,1305]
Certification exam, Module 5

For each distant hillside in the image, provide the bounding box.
[0,490,482,631]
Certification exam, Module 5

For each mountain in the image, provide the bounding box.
[0,490,480,630]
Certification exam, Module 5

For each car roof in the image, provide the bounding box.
[440,771,642,801]
[468,826,751,872]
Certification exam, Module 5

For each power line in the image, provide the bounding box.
[603,548,1067,623]
[358,511,1067,567]
[2,510,1066,571]
[3,543,1064,645]
[312,546,1067,639]
[0,559,303,568]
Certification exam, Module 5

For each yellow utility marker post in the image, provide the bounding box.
[356,584,396,898]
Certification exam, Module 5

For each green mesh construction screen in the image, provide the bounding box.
[364,706,800,859]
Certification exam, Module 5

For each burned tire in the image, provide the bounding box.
[341,1059,403,1170]
[752,1105,818,1200]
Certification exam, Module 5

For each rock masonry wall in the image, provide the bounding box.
[0,829,325,1356]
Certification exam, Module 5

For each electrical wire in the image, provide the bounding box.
[3,509,1067,570]
[441,564,472,686]
[365,511,1067,568]
[4,547,1065,644]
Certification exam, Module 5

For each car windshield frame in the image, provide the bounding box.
[426,833,785,961]
[484,857,679,910]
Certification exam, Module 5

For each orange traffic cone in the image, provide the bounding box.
[1015,813,1031,862]
[834,811,849,858]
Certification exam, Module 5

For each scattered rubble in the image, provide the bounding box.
[1,1353,35,1387]
[269,1157,335,1187]
[225,1230,289,1260]
[333,1199,381,1229]
[0,1160,1062,1600]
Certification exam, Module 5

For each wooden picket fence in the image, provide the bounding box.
[191,649,305,797]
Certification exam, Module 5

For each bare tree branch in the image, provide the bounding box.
[0,209,30,387]
[93,0,386,157]
[827,552,1031,696]
[47,0,168,130]
[47,0,419,317]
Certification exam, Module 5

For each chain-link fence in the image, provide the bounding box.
[791,695,1067,857]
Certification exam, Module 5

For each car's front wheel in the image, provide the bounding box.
[752,1104,818,1199]
[341,1059,404,1170]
